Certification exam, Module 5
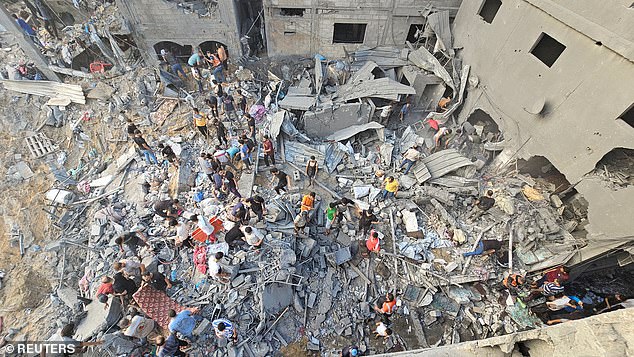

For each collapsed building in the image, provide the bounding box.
[0,0,632,356]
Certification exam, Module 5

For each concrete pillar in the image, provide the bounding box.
[115,0,157,67]
[0,4,62,82]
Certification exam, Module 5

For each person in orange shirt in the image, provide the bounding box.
[373,292,397,322]
[300,192,316,212]
[366,230,380,253]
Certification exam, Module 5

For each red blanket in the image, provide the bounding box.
[133,285,184,330]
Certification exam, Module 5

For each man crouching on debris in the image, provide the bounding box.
[468,190,495,221]
[168,307,202,341]
[373,292,397,322]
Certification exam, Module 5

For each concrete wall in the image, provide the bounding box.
[116,0,240,65]
[452,0,634,244]
[377,307,634,357]
[264,0,462,57]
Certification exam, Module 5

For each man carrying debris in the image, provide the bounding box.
[380,176,399,200]
[528,279,565,300]
[271,168,291,195]
[133,130,159,165]
[262,135,275,166]
[114,230,149,257]
[168,307,202,340]
[212,318,238,343]
[167,218,194,249]
[377,103,394,123]
[399,145,421,175]
[113,268,138,303]
[373,292,397,322]
[114,259,146,280]
[468,190,495,221]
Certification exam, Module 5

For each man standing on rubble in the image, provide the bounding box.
[373,292,397,322]
[222,93,238,121]
[262,135,275,166]
[359,209,379,235]
[206,97,219,119]
[301,192,316,213]
[192,108,209,139]
[133,130,159,165]
[325,202,337,235]
[468,190,495,221]
[399,145,421,175]
[212,119,228,147]
[380,176,399,200]
[271,168,291,195]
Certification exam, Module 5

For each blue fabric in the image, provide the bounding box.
[140,149,158,164]
[171,63,186,77]
[463,241,485,257]
[16,19,36,36]
[168,311,196,338]
[381,189,395,199]
[212,65,225,82]
[400,159,415,174]
[226,147,240,158]
[158,334,181,356]
[212,318,234,339]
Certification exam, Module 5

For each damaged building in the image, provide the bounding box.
[0,0,632,356]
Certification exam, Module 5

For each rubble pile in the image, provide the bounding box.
[1,1,624,357]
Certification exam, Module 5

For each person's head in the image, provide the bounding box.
[385,328,393,336]
[60,323,75,337]
[158,143,165,149]
[168,309,177,318]
[155,336,165,346]
[310,155,315,160]
[446,129,452,134]
[113,262,123,271]
[193,108,199,114]
[372,232,379,239]
[212,79,218,85]
[349,348,358,356]
[270,168,279,174]
[217,322,226,331]
[244,226,253,234]
[486,190,493,197]
[264,135,269,140]
[114,236,124,245]
[173,199,180,205]
[309,192,316,198]
[134,129,142,136]
[553,293,565,299]
[386,292,394,301]
[387,176,394,182]
[413,145,419,150]
[141,271,152,281]
[215,252,224,260]
[101,276,113,284]
[168,218,179,227]
[126,117,133,124]
[236,89,242,95]
[238,139,244,144]
[190,214,199,223]
[97,293,108,303]
[329,202,336,209]
[11,14,18,19]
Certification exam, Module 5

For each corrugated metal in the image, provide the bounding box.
[1,79,85,104]
[421,148,474,179]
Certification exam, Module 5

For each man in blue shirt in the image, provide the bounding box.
[12,14,43,48]
[188,49,203,68]
[168,308,202,340]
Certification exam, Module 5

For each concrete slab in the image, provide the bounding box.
[262,283,293,314]
[75,300,109,339]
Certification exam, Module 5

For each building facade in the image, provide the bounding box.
[452,0,634,258]
[263,0,462,57]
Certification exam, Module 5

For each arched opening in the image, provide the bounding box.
[153,41,192,63]
[467,109,500,134]
[198,41,229,58]
[590,148,634,189]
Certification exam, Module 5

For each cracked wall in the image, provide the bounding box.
[452,0,634,249]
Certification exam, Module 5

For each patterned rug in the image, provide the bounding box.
[133,285,184,330]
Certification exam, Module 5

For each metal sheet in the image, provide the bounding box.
[279,95,316,111]
[426,11,454,58]
[407,42,455,91]
[421,148,474,179]
[326,121,385,142]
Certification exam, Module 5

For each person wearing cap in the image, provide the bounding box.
[341,345,359,357]
[96,276,114,309]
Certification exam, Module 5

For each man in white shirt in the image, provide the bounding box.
[399,145,421,175]
[240,225,264,248]
[208,252,230,283]
[190,214,214,238]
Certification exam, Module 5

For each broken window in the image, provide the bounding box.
[618,103,634,128]
[333,23,367,44]
[406,24,425,43]
[478,0,502,24]
[280,8,305,16]
[530,33,566,67]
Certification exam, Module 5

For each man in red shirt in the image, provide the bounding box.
[262,135,275,166]
[366,230,380,253]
